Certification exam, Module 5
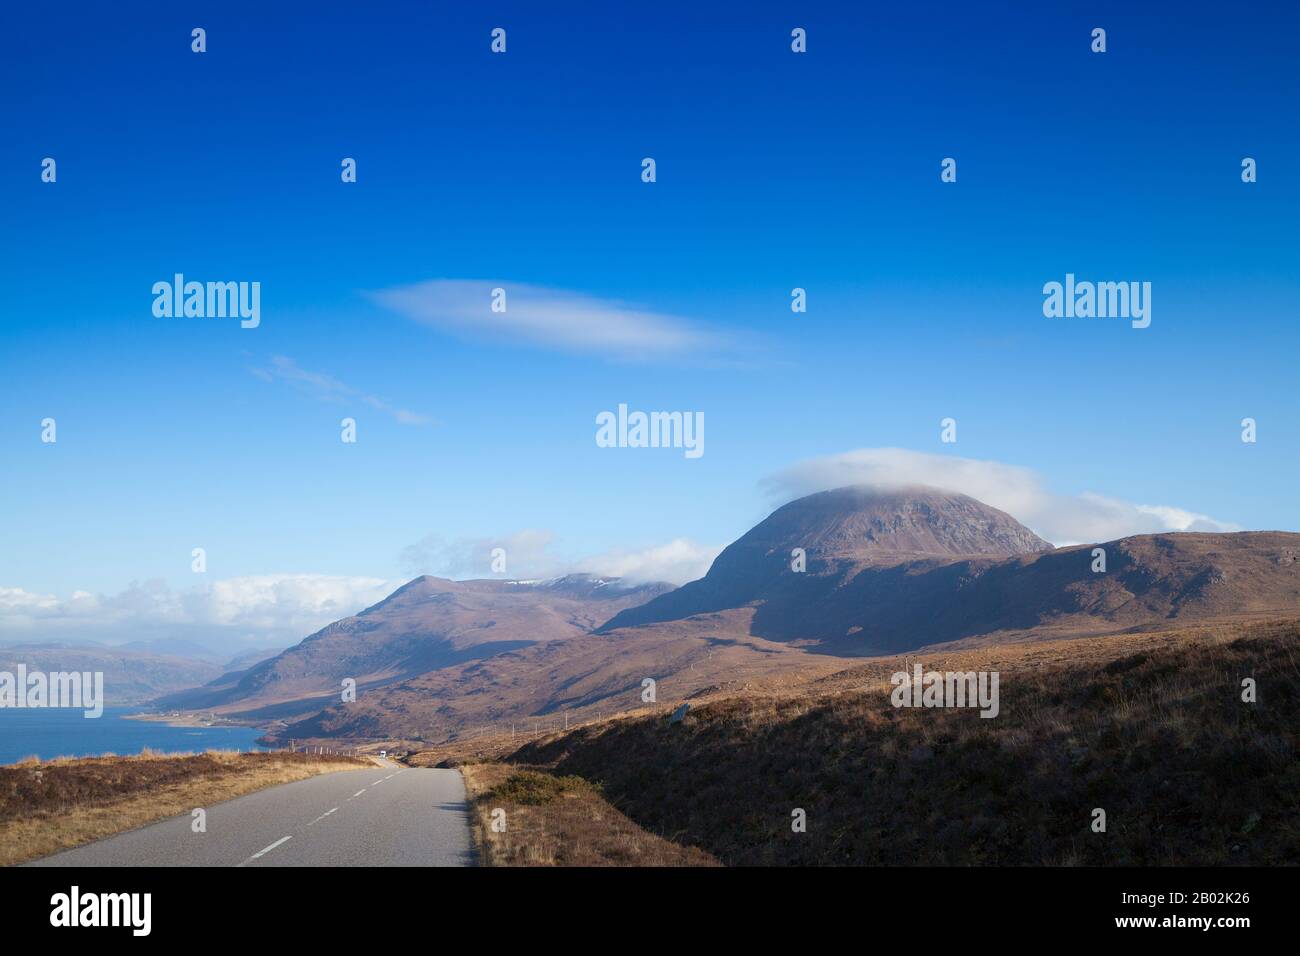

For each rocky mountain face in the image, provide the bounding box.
[601,486,1053,635]
[725,485,1053,560]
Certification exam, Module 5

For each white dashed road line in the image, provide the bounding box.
[307,808,338,826]
[238,835,292,867]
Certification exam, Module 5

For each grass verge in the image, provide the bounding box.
[458,761,717,866]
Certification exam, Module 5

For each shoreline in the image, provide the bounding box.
[123,711,260,730]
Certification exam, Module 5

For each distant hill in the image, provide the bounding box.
[221,646,286,673]
[118,638,224,662]
[0,644,225,705]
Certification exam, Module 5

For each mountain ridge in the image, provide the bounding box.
[154,573,671,714]
[154,485,1300,743]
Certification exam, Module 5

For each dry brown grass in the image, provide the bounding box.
[516,622,1300,866]
[0,749,373,866]
[459,761,717,867]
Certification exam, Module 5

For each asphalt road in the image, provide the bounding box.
[30,763,474,867]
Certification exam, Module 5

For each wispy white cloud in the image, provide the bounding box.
[249,355,433,425]
[0,576,402,652]
[763,447,1241,545]
[368,279,737,362]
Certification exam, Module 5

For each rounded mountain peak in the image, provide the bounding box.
[730,485,1053,562]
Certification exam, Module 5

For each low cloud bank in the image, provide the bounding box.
[0,575,400,654]
[400,530,721,587]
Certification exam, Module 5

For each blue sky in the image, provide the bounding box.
[1,1,1297,649]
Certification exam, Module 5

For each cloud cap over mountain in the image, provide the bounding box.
[764,448,1241,546]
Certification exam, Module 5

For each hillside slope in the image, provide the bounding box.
[514,621,1300,865]
[270,623,840,743]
